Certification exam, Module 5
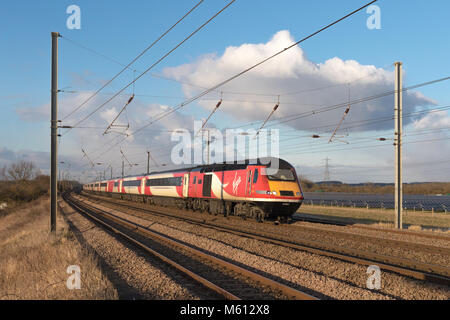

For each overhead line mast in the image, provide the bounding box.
[50,32,59,233]
[394,62,403,229]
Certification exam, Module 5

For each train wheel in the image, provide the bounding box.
[249,207,258,220]
[224,203,232,217]
[234,205,240,216]
[257,211,265,223]
[204,201,210,214]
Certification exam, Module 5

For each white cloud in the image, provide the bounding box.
[164,30,436,132]
[413,111,450,130]
[9,31,446,183]
[14,91,199,181]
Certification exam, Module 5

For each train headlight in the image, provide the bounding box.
[272,191,277,195]
[296,192,300,196]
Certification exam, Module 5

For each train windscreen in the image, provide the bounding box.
[267,169,295,181]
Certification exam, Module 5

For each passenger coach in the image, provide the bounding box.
[83,158,304,220]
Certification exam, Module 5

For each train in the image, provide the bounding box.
[83,158,304,221]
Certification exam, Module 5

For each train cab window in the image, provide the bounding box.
[198,179,202,184]
[193,176,197,184]
[267,169,295,181]
[253,169,259,183]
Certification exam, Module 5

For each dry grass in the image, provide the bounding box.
[298,204,450,231]
[0,197,118,300]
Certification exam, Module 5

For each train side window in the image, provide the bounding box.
[198,179,202,184]
[253,169,259,183]
[193,176,197,184]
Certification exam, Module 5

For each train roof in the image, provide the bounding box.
[148,157,292,175]
[85,157,293,184]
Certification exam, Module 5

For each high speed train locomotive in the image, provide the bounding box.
[83,158,304,220]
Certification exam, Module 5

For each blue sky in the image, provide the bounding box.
[1,0,449,183]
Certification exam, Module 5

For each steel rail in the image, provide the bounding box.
[65,193,317,300]
[63,193,239,300]
[82,192,450,256]
[293,215,450,242]
[80,192,450,286]
[349,224,450,241]
[289,220,450,256]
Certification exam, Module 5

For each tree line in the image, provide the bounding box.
[0,161,49,207]
[299,176,450,195]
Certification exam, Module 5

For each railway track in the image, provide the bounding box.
[292,214,350,226]
[79,191,450,287]
[63,192,317,300]
[348,224,450,241]
[294,214,450,241]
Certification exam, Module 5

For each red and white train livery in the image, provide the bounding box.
[83,158,304,219]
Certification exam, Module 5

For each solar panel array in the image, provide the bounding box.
[303,192,450,212]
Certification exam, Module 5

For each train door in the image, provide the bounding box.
[183,174,189,197]
[188,173,197,198]
[245,168,253,197]
[202,174,212,197]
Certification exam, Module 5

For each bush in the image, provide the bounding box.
[0,176,49,204]
[298,176,450,195]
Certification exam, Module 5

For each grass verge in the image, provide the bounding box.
[297,204,450,231]
[0,197,118,300]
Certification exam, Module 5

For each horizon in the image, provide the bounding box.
[1,0,449,184]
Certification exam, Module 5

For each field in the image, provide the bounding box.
[300,180,450,195]
[0,196,118,300]
[297,204,450,231]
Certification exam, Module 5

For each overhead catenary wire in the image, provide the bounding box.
[279,62,394,97]
[63,0,450,178]
[81,148,99,168]
[59,88,326,106]
[92,0,379,160]
[130,0,380,133]
[79,100,450,172]
[281,136,450,157]
[120,148,138,168]
[103,94,135,135]
[130,105,450,164]
[80,122,450,181]
[64,0,236,134]
[100,134,450,180]
[254,101,279,138]
[263,76,450,129]
[328,83,351,143]
[196,97,223,136]
[220,77,449,132]
[81,114,450,181]
[60,0,204,122]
